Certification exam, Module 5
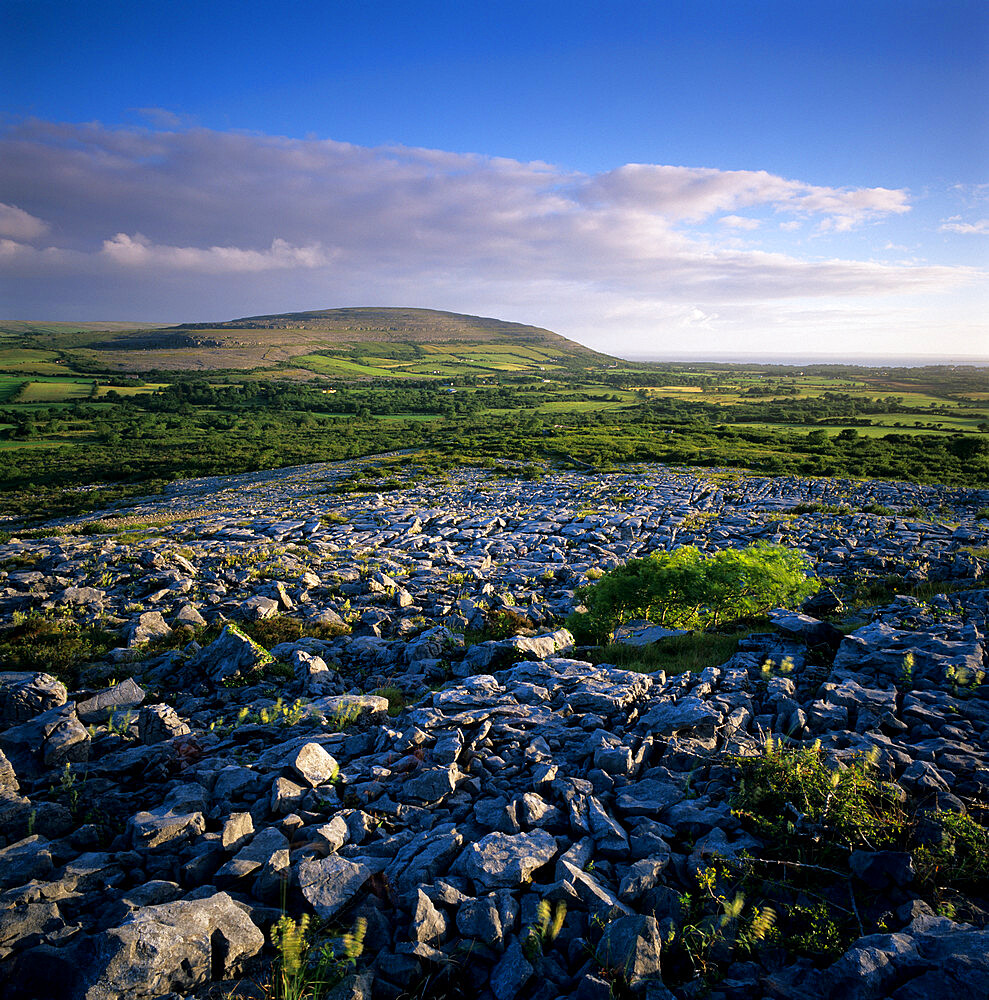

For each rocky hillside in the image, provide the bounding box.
[0,462,987,999]
[181,307,583,347]
[59,307,609,371]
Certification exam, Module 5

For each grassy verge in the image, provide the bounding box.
[843,574,980,610]
[0,610,119,684]
[586,628,749,675]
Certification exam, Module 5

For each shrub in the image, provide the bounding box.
[732,739,906,859]
[0,610,117,683]
[913,811,989,890]
[727,739,989,960]
[239,615,349,647]
[569,542,819,643]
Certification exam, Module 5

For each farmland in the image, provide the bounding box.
[0,308,985,521]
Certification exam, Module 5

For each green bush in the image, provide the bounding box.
[732,739,906,858]
[374,685,408,717]
[568,542,819,643]
[238,615,349,647]
[727,740,989,959]
[0,611,118,683]
[913,811,989,890]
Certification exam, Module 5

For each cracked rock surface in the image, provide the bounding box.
[0,460,986,999]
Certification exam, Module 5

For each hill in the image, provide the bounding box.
[180,306,579,346]
[9,307,612,375]
[0,320,163,337]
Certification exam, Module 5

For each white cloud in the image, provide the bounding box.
[101,233,336,272]
[0,202,49,241]
[579,163,909,229]
[719,215,761,230]
[940,216,989,235]
[0,119,982,354]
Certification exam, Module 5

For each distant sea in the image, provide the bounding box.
[621,352,989,367]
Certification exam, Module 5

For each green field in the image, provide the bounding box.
[733,421,977,438]
[0,307,985,520]
[16,379,94,403]
[94,382,168,398]
[0,348,69,375]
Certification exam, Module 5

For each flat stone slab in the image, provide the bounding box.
[82,891,263,999]
[613,623,689,646]
[455,830,558,892]
[298,855,373,920]
[616,780,686,817]
[639,697,723,738]
[77,677,146,725]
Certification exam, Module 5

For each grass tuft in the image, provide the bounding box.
[587,628,747,675]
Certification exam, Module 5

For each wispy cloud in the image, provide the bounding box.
[101,233,336,272]
[579,163,909,230]
[720,215,761,230]
[0,119,981,352]
[940,216,989,235]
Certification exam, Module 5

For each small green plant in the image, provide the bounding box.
[0,609,118,683]
[586,628,747,676]
[720,739,989,963]
[269,913,367,1000]
[211,698,309,734]
[760,656,795,679]
[271,913,315,1000]
[327,700,363,731]
[319,511,350,526]
[788,502,853,516]
[239,615,349,647]
[374,685,408,717]
[786,901,845,960]
[256,698,308,726]
[913,811,989,890]
[668,866,776,983]
[944,662,985,698]
[104,708,135,736]
[899,651,915,688]
[462,607,536,646]
[732,739,906,858]
[523,901,567,960]
[861,503,895,516]
[50,762,84,814]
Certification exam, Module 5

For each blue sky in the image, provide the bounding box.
[1,0,986,357]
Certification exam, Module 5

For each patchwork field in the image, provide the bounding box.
[0,307,984,521]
